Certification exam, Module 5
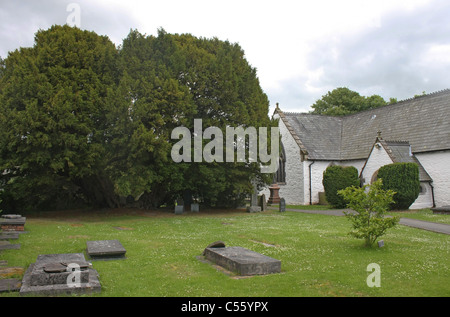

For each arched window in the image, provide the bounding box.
[371,169,379,184]
[275,142,286,183]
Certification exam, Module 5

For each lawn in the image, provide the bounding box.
[1,208,449,297]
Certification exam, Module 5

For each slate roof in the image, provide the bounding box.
[378,140,432,181]
[277,89,450,161]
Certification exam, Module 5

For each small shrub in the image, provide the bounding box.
[322,165,360,208]
[338,179,399,247]
[377,163,420,210]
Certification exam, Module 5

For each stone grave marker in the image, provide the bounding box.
[0,241,20,250]
[203,243,281,276]
[0,232,19,240]
[247,182,261,213]
[20,253,101,296]
[259,194,267,211]
[175,198,184,214]
[191,203,200,212]
[0,215,26,231]
[86,240,126,260]
[0,279,21,293]
[279,197,286,212]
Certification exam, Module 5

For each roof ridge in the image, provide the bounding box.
[397,88,450,103]
[385,140,410,144]
[340,88,450,119]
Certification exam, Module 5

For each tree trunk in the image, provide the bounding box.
[76,174,120,208]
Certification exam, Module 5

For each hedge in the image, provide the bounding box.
[322,165,360,208]
[377,162,420,210]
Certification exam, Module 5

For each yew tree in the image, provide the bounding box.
[0,26,274,211]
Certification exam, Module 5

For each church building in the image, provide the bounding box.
[264,89,450,209]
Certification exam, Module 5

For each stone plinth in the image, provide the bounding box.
[20,253,101,296]
[86,240,126,260]
[0,216,26,231]
[247,206,261,213]
[203,246,281,276]
[29,254,90,286]
[268,183,281,204]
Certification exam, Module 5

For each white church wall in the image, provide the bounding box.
[260,113,305,205]
[410,182,434,209]
[278,115,305,204]
[304,160,328,205]
[415,150,450,207]
[339,160,366,175]
[360,143,394,186]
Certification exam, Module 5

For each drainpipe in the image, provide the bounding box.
[309,160,315,205]
[429,181,436,208]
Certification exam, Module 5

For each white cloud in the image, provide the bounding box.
[1,0,449,115]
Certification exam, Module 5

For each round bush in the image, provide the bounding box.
[377,163,420,210]
[322,165,360,208]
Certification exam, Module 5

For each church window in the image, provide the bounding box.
[275,142,286,183]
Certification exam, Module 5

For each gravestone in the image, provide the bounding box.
[175,198,184,214]
[0,232,19,240]
[0,215,26,231]
[279,197,286,212]
[1,214,22,219]
[202,241,226,255]
[247,181,261,213]
[191,203,199,212]
[0,279,21,293]
[203,245,281,276]
[258,194,267,211]
[20,253,101,296]
[86,240,126,260]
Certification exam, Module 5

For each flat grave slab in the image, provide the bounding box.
[0,241,21,250]
[0,279,21,293]
[0,232,19,240]
[86,240,126,260]
[203,246,281,276]
[20,253,101,296]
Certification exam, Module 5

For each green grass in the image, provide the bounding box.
[1,209,449,297]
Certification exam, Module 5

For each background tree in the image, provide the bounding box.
[0,25,119,211]
[310,87,393,116]
[0,26,274,211]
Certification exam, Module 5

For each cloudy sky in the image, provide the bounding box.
[2,0,450,114]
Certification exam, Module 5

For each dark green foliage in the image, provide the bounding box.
[0,25,274,211]
[322,165,360,208]
[377,163,420,210]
